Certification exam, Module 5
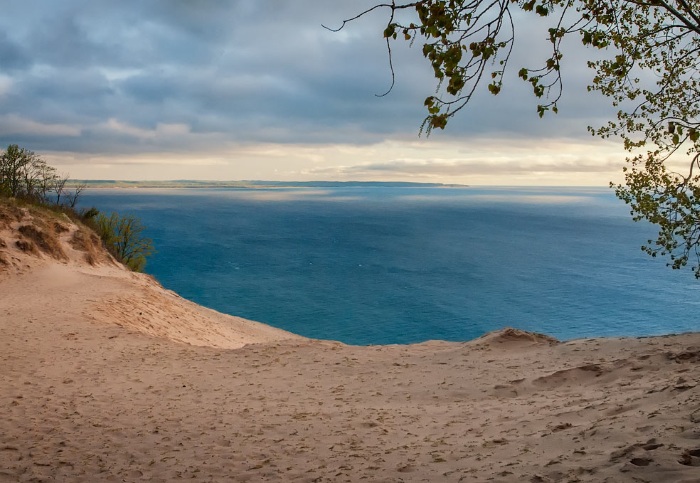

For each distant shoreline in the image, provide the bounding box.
[68,180,470,189]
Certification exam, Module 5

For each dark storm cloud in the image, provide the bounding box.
[0,32,30,70]
[0,1,613,156]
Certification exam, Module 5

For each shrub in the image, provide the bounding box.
[80,206,100,221]
[90,212,154,272]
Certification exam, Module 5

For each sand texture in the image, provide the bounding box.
[2,203,700,482]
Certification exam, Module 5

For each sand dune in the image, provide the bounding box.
[2,204,700,482]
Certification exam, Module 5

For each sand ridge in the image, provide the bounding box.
[2,203,700,481]
[0,204,300,349]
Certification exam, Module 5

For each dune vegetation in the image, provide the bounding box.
[0,143,153,271]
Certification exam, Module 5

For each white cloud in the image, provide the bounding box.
[0,114,81,137]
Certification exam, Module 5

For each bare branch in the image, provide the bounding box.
[321,2,417,32]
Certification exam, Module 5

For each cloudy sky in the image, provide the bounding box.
[0,1,626,185]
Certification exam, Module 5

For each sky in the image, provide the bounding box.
[0,1,628,185]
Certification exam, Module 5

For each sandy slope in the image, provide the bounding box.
[1,204,700,482]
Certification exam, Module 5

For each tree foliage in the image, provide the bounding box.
[1,144,47,198]
[92,212,154,272]
[333,0,700,276]
[0,144,84,207]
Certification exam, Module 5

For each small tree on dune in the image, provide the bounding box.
[0,144,37,198]
[92,212,154,272]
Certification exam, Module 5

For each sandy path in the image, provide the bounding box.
[2,263,700,482]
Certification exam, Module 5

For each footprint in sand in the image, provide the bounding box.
[679,448,700,466]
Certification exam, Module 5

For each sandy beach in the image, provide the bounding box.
[2,204,700,482]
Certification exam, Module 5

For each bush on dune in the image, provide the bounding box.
[0,144,154,272]
[88,212,154,272]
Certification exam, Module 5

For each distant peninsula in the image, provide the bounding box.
[71,180,469,189]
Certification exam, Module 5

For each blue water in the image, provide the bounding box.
[80,186,699,345]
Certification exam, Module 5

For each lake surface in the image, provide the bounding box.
[80,186,699,345]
